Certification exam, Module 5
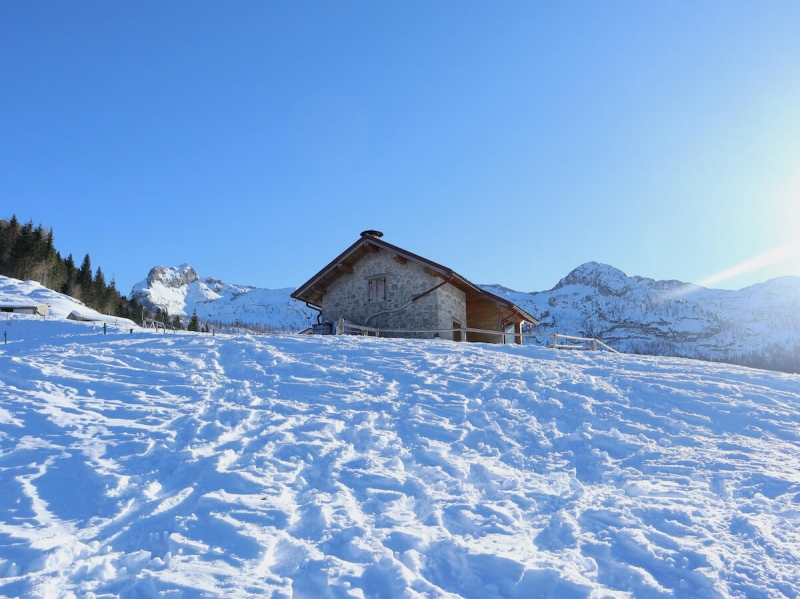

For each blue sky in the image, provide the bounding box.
[2,2,799,294]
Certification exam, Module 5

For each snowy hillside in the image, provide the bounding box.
[484,262,800,372]
[131,264,315,332]
[0,274,138,327]
[1,321,799,597]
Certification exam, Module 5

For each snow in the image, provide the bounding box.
[483,262,800,370]
[129,261,800,369]
[130,264,315,331]
[0,275,139,329]
[1,314,799,598]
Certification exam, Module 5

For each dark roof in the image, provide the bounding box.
[291,234,538,324]
[0,303,48,308]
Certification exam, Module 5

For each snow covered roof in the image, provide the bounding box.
[0,302,50,316]
[0,303,49,309]
[292,233,538,324]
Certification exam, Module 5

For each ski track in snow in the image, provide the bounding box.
[0,325,799,598]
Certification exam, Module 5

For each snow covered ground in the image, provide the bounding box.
[1,318,799,598]
[0,275,137,326]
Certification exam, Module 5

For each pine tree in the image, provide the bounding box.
[62,254,76,295]
[0,219,147,321]
[78,254,94,305]
[188,309,200,332]
[94,267,107,312]
[9,220,34,279]
[8,214,20,242]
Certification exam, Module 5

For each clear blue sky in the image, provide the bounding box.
[2,2,799,295]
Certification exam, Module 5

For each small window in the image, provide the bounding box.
[368,277,386,303]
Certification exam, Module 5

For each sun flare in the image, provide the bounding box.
[698,239,800,288]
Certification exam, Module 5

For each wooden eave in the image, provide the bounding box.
[291,235,538,325]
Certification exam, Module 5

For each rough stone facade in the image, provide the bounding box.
[320,247,466,339]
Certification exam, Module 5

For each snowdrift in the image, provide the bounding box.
[0,323,799,598]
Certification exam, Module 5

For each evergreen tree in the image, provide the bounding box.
[188,309,200,332]
[78,254,94,305]
[9,220,34,279]
[61,254,77,295]
[172,314,183,330]
[107,276,118,312]
[47,249,66,292]
[0,218,147,321]
[8,214,20,242]
[94,267,107,312]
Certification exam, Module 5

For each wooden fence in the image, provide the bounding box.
[337,319,617,353]
[143,318,179,333]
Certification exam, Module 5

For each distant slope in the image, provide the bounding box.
[131,264,315,331]
[1,329,799,597]
[0,274,135,323]
[484,262,800,372]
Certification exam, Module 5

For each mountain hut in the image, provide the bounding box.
[291,231,537,343]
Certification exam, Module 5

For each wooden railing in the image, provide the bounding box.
[143,318,179,333]
[337,319,617,352]
[548,333,618,352]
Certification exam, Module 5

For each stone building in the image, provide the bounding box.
[291,231,537,343]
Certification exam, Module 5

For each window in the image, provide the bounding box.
[368,277,386,303]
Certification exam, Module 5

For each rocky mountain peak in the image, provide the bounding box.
[553,262,632,296]
[129,264,315,332]
[146,264,200,289]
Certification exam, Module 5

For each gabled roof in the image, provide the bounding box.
[291,234,538,325]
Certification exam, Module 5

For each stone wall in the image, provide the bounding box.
[435,279,467,340]
[320,247,466,338]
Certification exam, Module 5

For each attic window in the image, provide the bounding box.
[368,277,386,303]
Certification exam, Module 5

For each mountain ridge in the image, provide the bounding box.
[484,261,800,372]
[127,261,800,372]
[130,263,315,332]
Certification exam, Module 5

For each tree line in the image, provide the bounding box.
[0,215,150,321]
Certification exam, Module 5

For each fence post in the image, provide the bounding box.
[337,317,345,335]
[552,333,558,349]
[461,324,467,342]
[592,338,597,351]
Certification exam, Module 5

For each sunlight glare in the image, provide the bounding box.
[656,238,800,304]
[697,239,800,288]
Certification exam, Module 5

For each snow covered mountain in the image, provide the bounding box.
[129,261,800,372]
[1,323,799,597]
[131,264,315,332]
[484,262,800,373]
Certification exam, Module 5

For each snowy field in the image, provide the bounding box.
[1,318,799,598]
